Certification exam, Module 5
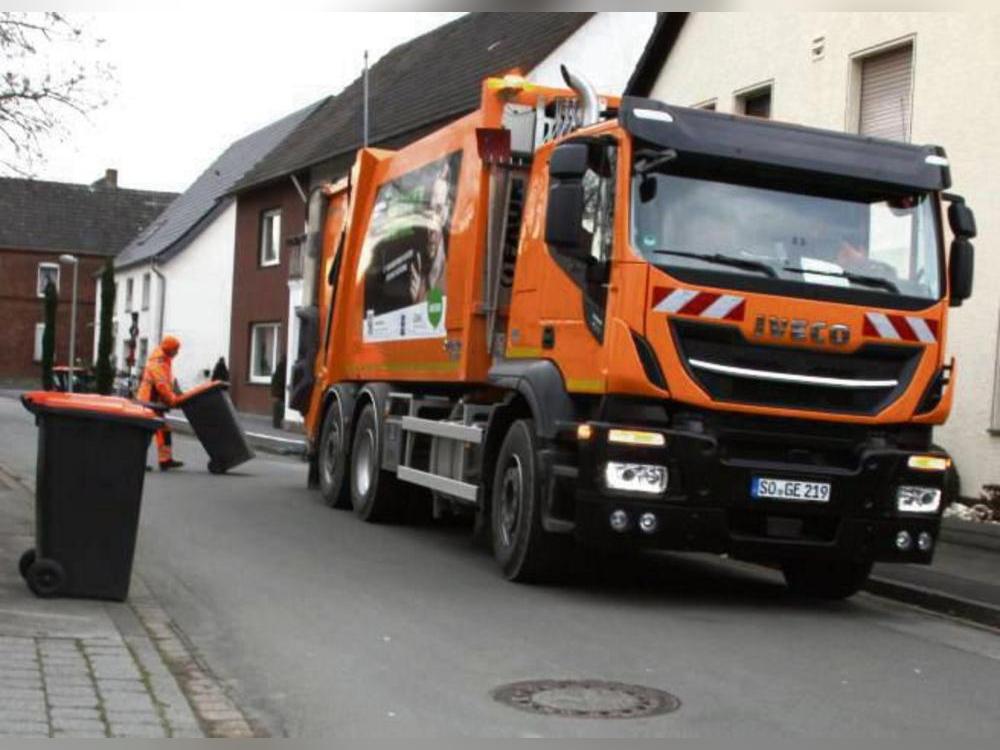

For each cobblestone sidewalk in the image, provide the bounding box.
[0,466,256,738]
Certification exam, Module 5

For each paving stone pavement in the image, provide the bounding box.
[0,464,256,738]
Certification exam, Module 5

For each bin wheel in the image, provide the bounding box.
[18,548,36,580]
[26,558,65,598]
[208,460,226,475]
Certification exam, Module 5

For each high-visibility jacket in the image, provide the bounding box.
[137,347,178,407]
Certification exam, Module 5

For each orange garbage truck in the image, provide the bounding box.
[288,67,976,597]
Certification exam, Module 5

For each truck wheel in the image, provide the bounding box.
[350,403,401,523]
[319,399,351,509]
[18,548,36,580]
[781,559,873,600]
[26,558,65,598]
[491,419,570,583]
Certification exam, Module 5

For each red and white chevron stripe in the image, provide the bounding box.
[863,312,939,343]
[652,286,746,321]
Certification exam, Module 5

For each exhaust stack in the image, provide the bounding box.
[560,65,600,127]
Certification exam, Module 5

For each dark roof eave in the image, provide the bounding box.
[624,12,688,97]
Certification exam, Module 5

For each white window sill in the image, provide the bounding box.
[248,376,273,385]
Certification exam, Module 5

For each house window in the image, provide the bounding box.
[37,263,59,297]
[694,99,717,111]
[141,273,151,310]
[125,278,134,311]
[260,209,282,267]
[249,322,280,384]
[138,337,148,369]
[857,42,913,142]
[737,85,772,119]
[33,323,45,362]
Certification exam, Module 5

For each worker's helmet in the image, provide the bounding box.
[161,335,181,356]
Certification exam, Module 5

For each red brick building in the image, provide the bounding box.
[227,177,307,414]
[0,171,176,383]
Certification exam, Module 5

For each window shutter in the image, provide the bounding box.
[859,44,913,141]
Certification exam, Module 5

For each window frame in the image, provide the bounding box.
[847,35,916,141]
[259,208,282,268]
[248,322,281,384]
[735,83,773,119]
[36,262,59,297]
[141,272,151,311]
[125,277,134,312]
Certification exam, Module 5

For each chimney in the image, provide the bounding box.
[92,168,118,189]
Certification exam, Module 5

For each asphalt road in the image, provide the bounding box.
[2,396,998,737]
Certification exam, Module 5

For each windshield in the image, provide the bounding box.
[631,170,942,300]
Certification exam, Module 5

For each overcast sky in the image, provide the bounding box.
[31,12,463,193]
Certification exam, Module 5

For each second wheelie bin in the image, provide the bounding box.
[175,381,254,474]
[19,392,163,601]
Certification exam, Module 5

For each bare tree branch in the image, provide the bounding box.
[0,11,114,176]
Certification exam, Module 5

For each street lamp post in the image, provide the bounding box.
[58,254,79,392]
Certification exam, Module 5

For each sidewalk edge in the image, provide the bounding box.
[864,576,1000,630]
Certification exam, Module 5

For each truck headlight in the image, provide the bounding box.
[605,462,668,494]
[896,486,942,514]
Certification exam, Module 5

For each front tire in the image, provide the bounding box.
[490,419,571,583]
[318,398,351,509]
[350,403,401,522]
[782,559,873,600]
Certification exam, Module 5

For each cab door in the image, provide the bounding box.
[534,137,618,394]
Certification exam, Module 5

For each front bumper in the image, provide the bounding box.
[552,421,946,564]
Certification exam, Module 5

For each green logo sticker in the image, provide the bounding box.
[426,287,444,328]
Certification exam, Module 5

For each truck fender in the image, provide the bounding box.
[486,359,576,440]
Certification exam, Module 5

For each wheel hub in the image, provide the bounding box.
[355,428,375,498]
[498,454,523,548]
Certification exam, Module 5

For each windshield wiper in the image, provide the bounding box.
[781,266,900,294]
[652,249,778,278]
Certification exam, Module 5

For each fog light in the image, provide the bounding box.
[897,486,942,514]
[609,509,630,533]
[577,423,594,441]
[638,512,658,534]
[895,530,912,551]
[605,462,668,494]
[917,531,934,552]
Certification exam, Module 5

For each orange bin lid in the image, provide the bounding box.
[22,391,164,429]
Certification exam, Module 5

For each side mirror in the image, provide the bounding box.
[949,237,974,307]
[544,143,591,260]
[948,201,977,239]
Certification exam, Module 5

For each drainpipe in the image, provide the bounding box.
[152,257,166,343]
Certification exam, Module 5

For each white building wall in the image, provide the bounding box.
[530,12,658,95]
[648,12,1000,496]
[160,201,237,390]
[96,261,160,381]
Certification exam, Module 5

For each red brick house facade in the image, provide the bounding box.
[0,173,175,383]
[228,177,306,414]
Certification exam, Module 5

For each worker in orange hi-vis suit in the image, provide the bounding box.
[137,335,184,471]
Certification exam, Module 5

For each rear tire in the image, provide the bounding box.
[26,558,65,598]
[350,403,402,523]
[782,559,873,600]
[207,460,225,475]
[490,419,571,583]
[318,398,351,509]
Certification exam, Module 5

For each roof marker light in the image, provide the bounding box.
[633,108,674,124]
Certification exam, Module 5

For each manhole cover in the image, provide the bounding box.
[491,679,680,719]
